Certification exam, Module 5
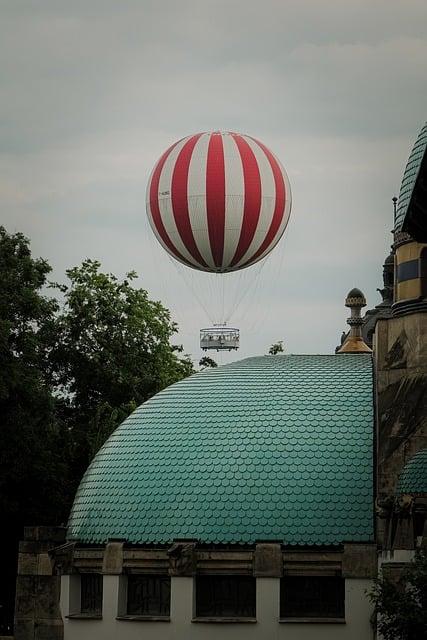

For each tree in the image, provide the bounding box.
[268,340,284,355]
[0,227,69,634]
[199,355,218,369]
[50,259,194,472]
[368,551,427,640]
[0,231,195,633]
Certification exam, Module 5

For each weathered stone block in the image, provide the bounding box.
[102,542,124,574]
[14,529,65,640]
[23,527,66,544]
[14,619,35,640]
[253,543,283,577]
[18,552,38,576]
[15,576,36,616]
[35,577,61,619]
[342,543,377,578]
[19,541,50,554]
[34,619,63,640]
[37,553,53,576]
[168,542,197,576]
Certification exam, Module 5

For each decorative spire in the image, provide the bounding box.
[337,288,372,354]
[377,251,394,304]
[394,121,427,242]
[392,196,398,220]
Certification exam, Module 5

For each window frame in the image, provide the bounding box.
[279,575,345,623]
[116,573,171,622]
[193,574,257,623]
[67,572,103,619]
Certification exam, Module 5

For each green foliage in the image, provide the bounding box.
[268,340,284,355]
[0,227,70,634]
[50,258,194,468]
[368,550,427,640]
[0,226,68,522]
[199,355,218,368]
[0,229,194,632]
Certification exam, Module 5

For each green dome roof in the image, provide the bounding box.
[67,355,374,546]
[396,449,427,495]
[395,121,427,234]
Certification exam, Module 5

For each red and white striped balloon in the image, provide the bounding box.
[146,131,291,273]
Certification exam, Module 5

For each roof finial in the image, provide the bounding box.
[337,288,372,354]
[392,196,398,220]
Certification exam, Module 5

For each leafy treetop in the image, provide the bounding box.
[0,229,195,633]
[199,355,218,369]
[268,340,285,355]
[51,258,194,460]
[0,227,68,634]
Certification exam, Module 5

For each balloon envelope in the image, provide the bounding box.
[146,131,291,273]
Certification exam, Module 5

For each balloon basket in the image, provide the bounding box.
[200,327,240,352]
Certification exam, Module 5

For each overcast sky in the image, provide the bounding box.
[1,0,426,364]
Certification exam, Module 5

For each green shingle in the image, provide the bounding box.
[67,354,374,546]
[396,449,427,495]
[395,121,427,233]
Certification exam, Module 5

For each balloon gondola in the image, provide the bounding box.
[146,131,292,352]
[200,326,240,352]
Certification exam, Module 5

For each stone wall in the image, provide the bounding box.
[374,312,427,545]
[14,527,66,640]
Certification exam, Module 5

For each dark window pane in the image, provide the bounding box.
[127,575,170,616]
[80,574,103,615]
[414,511,426,538]
[397,259,419,282]
[280,576,345,619]
[196,576,256,618]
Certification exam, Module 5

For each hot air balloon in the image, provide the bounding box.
[146,131,292,351]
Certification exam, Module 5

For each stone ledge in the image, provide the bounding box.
[254,543,282,577]
[279,617,346,624]
[191,617,257,623]
[66,614,102,620]
[342,543,377,578]
[116,616,170,622]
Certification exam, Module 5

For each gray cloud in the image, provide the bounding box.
[1,0,426,363]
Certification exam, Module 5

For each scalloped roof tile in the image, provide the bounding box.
[67,354,374,546]
[395,449,427,495]
[395,121,427,233]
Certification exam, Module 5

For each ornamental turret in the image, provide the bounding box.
[392,121,427,315]
[337,288,372,354]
